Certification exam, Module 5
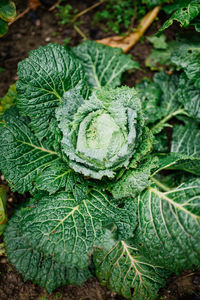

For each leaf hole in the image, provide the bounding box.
[188,49,193,54]
[182,8,187,11]
[118,202,125,208]
[130,287,135,296]
[139,243,143,247]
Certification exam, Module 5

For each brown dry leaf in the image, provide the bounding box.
[97,6,161,53]
[28,0,41,11]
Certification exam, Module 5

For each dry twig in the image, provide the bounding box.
[9,0,41,26]
[8,7,30,25]
[70,0,107,24]
[48,1,59,12]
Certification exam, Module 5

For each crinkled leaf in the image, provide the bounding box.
[171,39,200,88]
[137,72,181,129]
[94,241,168,300]
[133,179,200,272]
[0,108,61,194]
[0,0,16,22]
[153,130,168,153]
[152,153,200,176]
[159,0,200,32]
[35,162,88,201]
[17,43,88,141]
[171,122,200,157]
[4,207,91,293]
[20,190,137,268]
[71,40,139,88]
[136,80,162,124]
[111,158,158,200]
[178,73,200,121]
[153,72,180,115]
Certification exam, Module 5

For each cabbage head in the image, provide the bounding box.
[57,87,145,179]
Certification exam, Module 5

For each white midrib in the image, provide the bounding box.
[121,241,142,281]
[50,205,79,233]
[20,140,58,156]
[148,186,200,220]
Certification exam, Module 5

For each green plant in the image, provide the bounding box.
[0,185,7,235]
[56,2,78,25]
[0,83,17,116]
[0,0,16,37]
[159,0,200,33]
[1,37,200,300]
[94,0,147,34]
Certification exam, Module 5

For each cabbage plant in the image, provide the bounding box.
[0,40,200,300]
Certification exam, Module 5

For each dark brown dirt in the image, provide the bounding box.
[0,1,200,300]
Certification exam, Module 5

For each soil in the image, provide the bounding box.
[0,1,200,299]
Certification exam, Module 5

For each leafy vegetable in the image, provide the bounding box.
[94,241,168,300]
[159,0,200,33]
[1,34,200,300]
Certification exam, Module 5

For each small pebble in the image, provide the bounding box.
[1,175,4,181]
[45,37,51,42]
[16,33,22,39]
[8,197,13,203]
[0,257,7,264]
[36,19,41,27]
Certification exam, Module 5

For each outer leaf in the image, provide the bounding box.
[0,108,61,194]
[111,158,158,200]
[137,72,181,128]
[171,122,200,157]
[136,80,162,124]
[0,0,16,22]
[152,153,200,176]
[171,39,200,88]
[17,43,88,141]
[94,241,168,300]
[4,207,91,292]
[133,179,200,272]
[35,161,88,201]
[153,72,180,115]
[159,0,200,32]
[20,190,137,268]
[178,73,200,121]
[71,40,139,88]
[0,18,8,37]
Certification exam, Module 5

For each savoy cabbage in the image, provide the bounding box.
[0,40,200,300]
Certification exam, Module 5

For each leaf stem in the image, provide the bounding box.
[151,177,171,192]
[74,25,88,40]
[151,108,187,134]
